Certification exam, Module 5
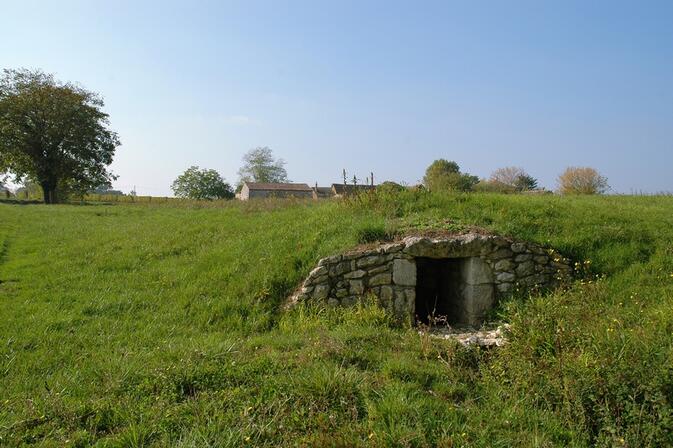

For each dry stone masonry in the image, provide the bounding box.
[290,233,573,326]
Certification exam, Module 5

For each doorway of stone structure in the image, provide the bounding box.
[414,258,464,325]
[415,256,495,326]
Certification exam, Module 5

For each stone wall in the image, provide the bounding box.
[289,233,573,325]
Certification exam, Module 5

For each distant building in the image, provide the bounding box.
[239,182,314,200]
[331,183,377,197]
[312,185,333,199]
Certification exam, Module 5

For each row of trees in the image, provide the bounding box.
[422,159,609,195]
[0,68,611,203]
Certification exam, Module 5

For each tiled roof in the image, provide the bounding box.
[245,182,312,192]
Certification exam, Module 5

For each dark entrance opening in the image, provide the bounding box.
[415,258,464,325]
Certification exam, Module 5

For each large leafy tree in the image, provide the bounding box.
[0,69,120,203]
[423,159,478,192]
[237,146,288,186]
[171,166,234,200]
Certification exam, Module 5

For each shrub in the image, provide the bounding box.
[557,167,609,195]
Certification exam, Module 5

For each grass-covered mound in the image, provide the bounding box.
[1,193,672,447]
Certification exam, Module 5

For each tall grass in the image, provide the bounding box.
[1,193,672,446]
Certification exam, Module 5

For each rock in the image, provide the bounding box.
[329,262,351,276]
[393,259,416,286]
[380,285,394,302]
[357,255,385,268]
[344,270,366,279]
[318,255,341,267]
[314,284,329,300]
[308,266,328,278]
[369,273,392,286]
[496,271,516,282]
[327,298,339,306]
[511,242,527,253]
[491,248,513,260]
[341,296,357,306]
[496,282,513,293]
[461,257,493,284]
[534,255,549,264]
[394,290,407,315]
[310,274,328,285]
[368,264,391,275]
[494,259,515,271]
[514,253,533,262]
[380,243,404,253]
[515,261,535,277]
[349,280,365,295]
[335,288,349,298]
[519,274,547,287]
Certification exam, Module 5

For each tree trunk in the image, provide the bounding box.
[40,181,57,204]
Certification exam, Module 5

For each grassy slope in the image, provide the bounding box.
[0,194,672,447]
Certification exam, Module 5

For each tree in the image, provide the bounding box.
[423,159,478,192]
[171,166,234,200]
[237,147,288,186]
[0,69,120,203]
[557,167,609,195]
[513,174,538,192]
[489,166,538,192]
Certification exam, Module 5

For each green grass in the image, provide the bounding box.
[1,193,672,447]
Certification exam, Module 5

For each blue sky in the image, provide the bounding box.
[2,0,672,195]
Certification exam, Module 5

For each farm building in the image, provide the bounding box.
[312,186,333,199]
[239,182,314,200]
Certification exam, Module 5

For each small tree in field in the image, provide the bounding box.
[557,166,609,195]
[489,167,538,192]
[423,159,478,192]
[237,147,288,186]
[0,69,120,203]
[171,166,234,200]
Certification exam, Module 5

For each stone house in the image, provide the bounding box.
[312,186,333,199]
[239,182,314,200]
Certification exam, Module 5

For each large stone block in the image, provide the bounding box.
[461,257,493,285]
[462,284,495,325]
[380,285,394,302]
[393,259,416,286]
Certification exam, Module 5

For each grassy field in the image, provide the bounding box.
[1,193,672,447]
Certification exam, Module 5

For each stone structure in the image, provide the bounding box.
[289,233,572,326]
[239,182,314,200]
